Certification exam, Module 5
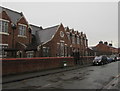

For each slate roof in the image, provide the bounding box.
[37,25,59,44]
[30,24,42,35]
[0,6,24,24]
[30,24,59,45]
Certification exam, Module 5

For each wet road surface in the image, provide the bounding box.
[3,61,119,89]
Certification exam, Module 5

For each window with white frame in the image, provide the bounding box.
[0,44,8,58]
[81,37,83,45]
[72,34,75,44]
[57,43,60,56]
[60,42,64,57]
[64,45,67,57]
[18,24,26,36]
[67,32,70,40]
[27,51,34,58]
[77,36,80,44]
[0,20,8,33]
[42,47,49,57]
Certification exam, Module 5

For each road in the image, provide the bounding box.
[3,61,120,90]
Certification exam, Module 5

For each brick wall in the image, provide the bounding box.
[2,57,74,76]
[2,56,94,76]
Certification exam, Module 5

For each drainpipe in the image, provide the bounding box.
[11,23,16,57]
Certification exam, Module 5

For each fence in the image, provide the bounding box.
[2,56,95,76]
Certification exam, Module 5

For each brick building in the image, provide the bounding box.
[0,6,88,58]
[30,23,88,57]
[0,7,32,58]
[91,41,118,56]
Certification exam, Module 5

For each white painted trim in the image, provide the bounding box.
[60,31,64,37]
[26,51,34,53]
[18,23,27,27]
[0,18,10,22]
[0,44,8,46]
[67,32,70,34]
[70,45,72,47]
[18,35,27,38]
[18,42,27,48]
[60,40,64,42]
[0,32,9,35]
[43,47,46,48]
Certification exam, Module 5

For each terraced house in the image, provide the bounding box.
[0,6,88,58]
[91,41,118,56]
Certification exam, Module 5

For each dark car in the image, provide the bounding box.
[107,57,113,63]
[93,55,108,65]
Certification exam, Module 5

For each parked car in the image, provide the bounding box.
[117,57,120,61]
[107,57,113,63]
[110,55,117,62]
[93,55,108,65]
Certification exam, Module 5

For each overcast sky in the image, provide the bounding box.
[2,2,118,47]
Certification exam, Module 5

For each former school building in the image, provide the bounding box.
[0,7,88,58]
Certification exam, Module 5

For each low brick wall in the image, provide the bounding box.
[2,56,95,76]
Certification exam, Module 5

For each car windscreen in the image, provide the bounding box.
[94,56,102,60]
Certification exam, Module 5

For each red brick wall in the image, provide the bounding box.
[2,56,94,76]
[2,57,75,76]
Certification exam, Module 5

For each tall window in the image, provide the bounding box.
[60,42,64,57]
[64,45,67,57]
[0,44,8,58]
[72,34,75,44]
[67,32,70,40]
[18,25,26,36]
[42,47,49,57]
[81,37,83,45]
[0,20,8,33]
[84,38,86,46]
[77,36,80,44]
[57,43,60,56]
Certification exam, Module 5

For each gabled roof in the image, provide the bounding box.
[30,24,43,35]
[1,6,24,24]
[37,25,59,44]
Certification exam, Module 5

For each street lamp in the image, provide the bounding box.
[11,23,16,57]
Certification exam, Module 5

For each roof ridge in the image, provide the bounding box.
[43,25,59,30]
[30,24,40,28]
[1,6,22,16]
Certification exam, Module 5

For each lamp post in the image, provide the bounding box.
[11,23,16,57]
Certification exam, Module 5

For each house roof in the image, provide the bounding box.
[1,6,24,24]
[30,24,43,35]
[37,25,59,44]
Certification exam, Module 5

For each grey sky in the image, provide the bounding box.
[2,2,118,47]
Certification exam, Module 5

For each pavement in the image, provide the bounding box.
[2,64,91,84]
[102,74,120,90]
